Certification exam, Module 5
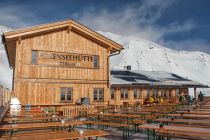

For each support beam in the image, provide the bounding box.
[67,25,72,33]
[18,36,21,44]
[194,87,197,107]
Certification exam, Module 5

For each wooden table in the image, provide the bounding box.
[197,106,210,109]
[85,121,131,138]
[196,108,210,111]
[139,124,210,133]
[3,116,66,124]
[121,111,151,115]
[139,124,210,139]
[97,113,140,123]
[0,121,85,134]
[156,118,210,126]
[142,104,178,107]
[164,114,210,119]
[99,113,140,118]
[0,130,108,140]
[176,110,210,115]
[6,112,60,118]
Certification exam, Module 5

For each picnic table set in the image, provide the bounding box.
[0,107,108,140]
[0,100,210,140]
[138,99,210,140]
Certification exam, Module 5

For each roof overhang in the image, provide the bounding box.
[111,83,209,88]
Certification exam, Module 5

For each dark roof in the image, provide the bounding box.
[110,70,208,88]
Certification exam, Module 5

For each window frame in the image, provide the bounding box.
[147,89,150,98]
[169,89,172,97]
[161,89,164,97]
[155,89,159,98]
[133,88,141,99]
[110,88,115,100]
[31,50,38,65]
[93,88,104,101]
[60,87,73,103]
[164,89,167,98]
[93,55,99,69]
[120,88,128,99]
[176,89,180,96]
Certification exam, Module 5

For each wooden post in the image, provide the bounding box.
[194,88,197,107]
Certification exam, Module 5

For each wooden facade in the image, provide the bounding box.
[0,85,12,106]
[3,20,123,106]
[108,86,188,106]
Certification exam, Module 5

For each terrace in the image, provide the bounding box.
[1,84,210,140]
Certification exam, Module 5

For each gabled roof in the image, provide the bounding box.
[111,70,208,88]
[2,19,124,68]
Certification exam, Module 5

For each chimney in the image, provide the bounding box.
[126,65,131,70]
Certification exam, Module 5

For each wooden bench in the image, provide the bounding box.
[169,123,210,128]
[0,121,85,135]
[3,116,66,124]
[156,130,210,140]
[84,121,132,138]
[139,123,210,140]
[0,130,108,140]
[1,130,66,138]
[5,112,60,118]
[156,118,210,126]
[99,117,126,123]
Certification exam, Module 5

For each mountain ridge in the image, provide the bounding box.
[98,31,210,87]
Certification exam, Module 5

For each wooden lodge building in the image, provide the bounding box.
[2,19,208,107]
[110,70,207,106]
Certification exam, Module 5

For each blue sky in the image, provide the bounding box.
[0,0,210,53]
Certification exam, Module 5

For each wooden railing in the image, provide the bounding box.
[0,85,12,107]
[56,105,98,117]
[0,85,12,125]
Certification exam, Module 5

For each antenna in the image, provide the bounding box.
[137,61,140,71]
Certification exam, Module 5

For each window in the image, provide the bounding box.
[110,88,115,99]
[93,88,104,101]
[155,89,159,98]
[121,88,128,99]
[134,88,141,99]
[169,90,172,97]
[60,87,73,102]
[147,89,150,98]
[152,89,155,97]
[164,90,168,97]
[31,51,38,64]
[176,89,180,96]
[161,89,164,97]
[93,55,99,68]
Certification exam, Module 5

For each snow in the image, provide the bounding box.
[0,25,209,94]
[0,26,13,89]
[98,31,210,88]
[111,70,206,87]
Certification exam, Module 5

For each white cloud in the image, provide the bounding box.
[162,39,210,53]
[76,0,210,54]
[0,4,36,28]
[77,0,183,40]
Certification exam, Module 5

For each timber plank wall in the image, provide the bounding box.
[14,29,109,105]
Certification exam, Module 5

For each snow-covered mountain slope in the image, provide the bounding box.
[98,31,210,87]
[0,26,13,89]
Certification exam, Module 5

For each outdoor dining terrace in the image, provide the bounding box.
[1,84,210,140]
[0,100,186,140]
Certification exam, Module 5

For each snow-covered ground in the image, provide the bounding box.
[0,25,209,95]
